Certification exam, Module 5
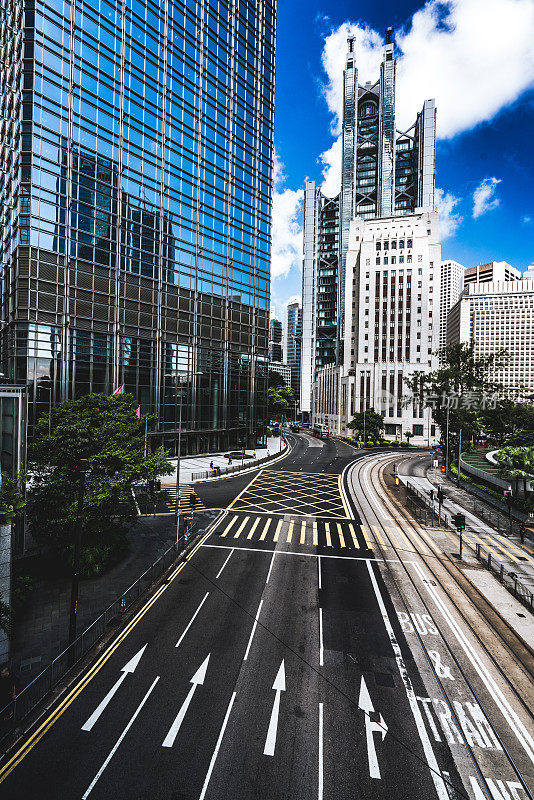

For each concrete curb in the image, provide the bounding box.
[191,438,292,484]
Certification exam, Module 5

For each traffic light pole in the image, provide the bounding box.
[176,385,183,551]
[459,529,463,560]
[69,459,88,647]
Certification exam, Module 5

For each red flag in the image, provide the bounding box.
[135,407,140,418]
[112,384,124,397]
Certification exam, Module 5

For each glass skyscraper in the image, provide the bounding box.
[0,0,275,454]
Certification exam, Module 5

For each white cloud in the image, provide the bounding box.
[522,215,533,225]
[319,136,342,197]
[271,184,304,280]
[472,177,502,219]
[319,0,534,193]
[435,187,463,239]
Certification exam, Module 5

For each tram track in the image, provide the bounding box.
[343,452,534,799]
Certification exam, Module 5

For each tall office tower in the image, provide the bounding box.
[284,299,302,397]
[269,317,283,363]
[447,277,534,397]
[464,261,520,287]
[439,260,464,353]
[0,0,276,455]
[301,27,436,416]
[339,211,441,443]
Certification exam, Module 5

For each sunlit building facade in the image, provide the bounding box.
[0,0,275,454]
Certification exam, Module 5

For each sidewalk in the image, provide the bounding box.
[163,435,285,483]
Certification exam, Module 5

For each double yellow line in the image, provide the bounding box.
[0,527,213,784]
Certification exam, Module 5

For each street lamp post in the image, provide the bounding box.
[457,427,462,488]
[445,406,450,474]
[175,380,184,551]
[69,458,88,647]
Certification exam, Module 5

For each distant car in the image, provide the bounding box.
[290,424,300,433]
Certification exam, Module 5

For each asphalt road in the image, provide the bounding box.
[0,435,529,799]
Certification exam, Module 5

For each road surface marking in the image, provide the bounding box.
[227,469,263,508]
[325,523,332,547]
[176,593,210,648]
[264,661,286,756]
[215,550,234,579]
[220,516,238,537]
[286,520,294,543]
[318,703,324,800]
[469,531,502,561]
[366,560,449,799]
[313,521,318,546]
[483,534,520,563]
[338,474,352,517]
[372,525,387,550]
[391,525,412,553]
[266,552,276,584]
[300,520,307,544]
[318,556,322,590]
[336,523,346,548]
[82,677,160,799]
[199,691,236,800]
[201,543,394,563]
[359,676,388,779]
[498,536,534,562]
[260,518,271,540]
[247,517,261,540]
[162,655,210,748]
[348,523,359,549]
[319,607,324,666]
[243,598,264,661]
[273,519,283,542]
[412,561,534,764]
[81,645,147,732]
[0,518,218,785]
[386,527,399,549]
[361,525,373,550]
[234,516,249,539]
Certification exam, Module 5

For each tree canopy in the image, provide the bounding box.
[347,408,384,441]
[28,393,172,575]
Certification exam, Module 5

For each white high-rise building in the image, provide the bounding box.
[338,211,441,443]
[447,278,534,397]
[439,260,464,353]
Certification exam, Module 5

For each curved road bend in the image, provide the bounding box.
[0,437,532,800]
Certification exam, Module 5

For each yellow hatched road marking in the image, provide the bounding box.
[492,534,534,563]
[260,518,271,540]
[484,534,520,563]
[234,516,250,538]
[348,523,359,549]
[273,519,283,542]
[390,525,413,553]
[220,516,238,537]
[372,525,387,550]
[413,529,433,555]
[286,520,294,543]
[247,517,261,540]
[336,523,346,548]
[386,526,400,548]
[313,521,318,546]
[360,525,373,550]
[325,522,332,547]
[470,531,503,561]
[300,521,307,544]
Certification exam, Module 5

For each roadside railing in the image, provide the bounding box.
[191,437,287,481]
[405,482,449,527]
[474,542,534,614]
[0,540,182,749]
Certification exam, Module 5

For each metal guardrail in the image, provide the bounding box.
[191,438,287,481]
[474,542,534,614]
[0,540,182,748]
[405,481,449,527]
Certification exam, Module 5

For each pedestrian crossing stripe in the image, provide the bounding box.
[247,518,261,540]
[160,483,206,512]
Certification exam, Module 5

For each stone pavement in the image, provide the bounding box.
[10,510,214,687]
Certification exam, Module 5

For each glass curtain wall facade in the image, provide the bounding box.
[0,0,275,454]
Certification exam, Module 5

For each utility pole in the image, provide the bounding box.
[69,458,88,646]
[445,406,450,474]
[175,379,183,551]
[457,427,462,487]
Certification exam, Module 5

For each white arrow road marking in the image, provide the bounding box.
[81,644,148,732]
[358,676,388,779]
[82,676,159,799]
[264,660,286,757]
[162,654,211,748]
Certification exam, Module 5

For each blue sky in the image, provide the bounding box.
[270,0,534,319]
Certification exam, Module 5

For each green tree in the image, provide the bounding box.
[28,393,173,575]
[482,400,534,446]
[496,446,534,498]
[406,343,506,452]
[268,384,295,420]
[347,408,384,442]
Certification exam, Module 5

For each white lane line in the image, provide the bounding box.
[266,551,276,584]
[243,598,264,661]
[412,561,534,764]
[318,703,324,800]
[319,607,324,667]
[215,549,234,579]
[201,543,398,563]
[318,556,322,590]
[176,593,210,648]
[366,560,449,800]
[198,691,236,800]
[82,677,160,799]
